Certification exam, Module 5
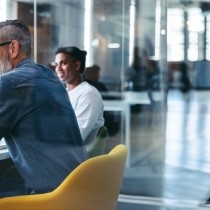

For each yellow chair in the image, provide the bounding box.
[86,126,108,157]
[0,144,127,210]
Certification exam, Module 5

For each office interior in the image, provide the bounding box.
[1,0,210,209]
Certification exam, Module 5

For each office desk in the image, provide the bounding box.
[0,90,162,165]
[103,91,161,167]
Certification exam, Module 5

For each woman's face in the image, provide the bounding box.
[54,53,80,84]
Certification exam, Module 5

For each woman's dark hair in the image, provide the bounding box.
[55,46,87,73]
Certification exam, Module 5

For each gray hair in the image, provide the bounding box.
[0,19,32,57]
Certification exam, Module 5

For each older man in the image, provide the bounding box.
[0,20,88,198]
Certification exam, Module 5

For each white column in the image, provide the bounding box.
[84,0,93,66]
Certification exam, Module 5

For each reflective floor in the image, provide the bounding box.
[112,89,210,209]
[164,90,210,209]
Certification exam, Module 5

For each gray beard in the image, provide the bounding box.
[0,53,12,75]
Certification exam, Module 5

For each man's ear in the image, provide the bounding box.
[9,40,20,59]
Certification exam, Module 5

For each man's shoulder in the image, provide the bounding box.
[1,59,55,85]
[0,69,22,86]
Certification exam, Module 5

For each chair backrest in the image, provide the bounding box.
[0,144,128,210]
[86,126,108,157]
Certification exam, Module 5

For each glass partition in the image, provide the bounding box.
[2,0,170,209]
